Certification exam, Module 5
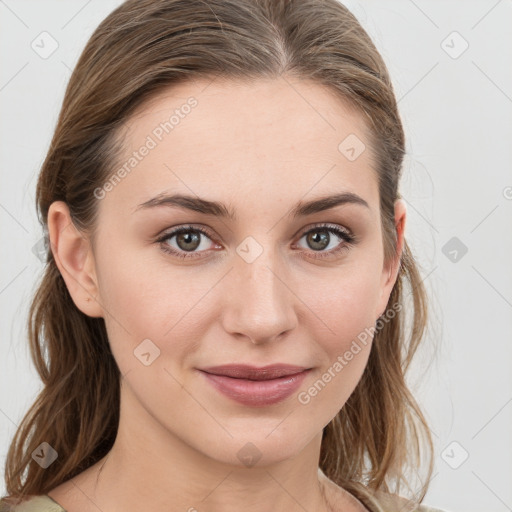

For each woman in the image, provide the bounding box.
[1,0,448,511]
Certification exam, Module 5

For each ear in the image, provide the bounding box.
[376,198,407,319]
[47,201,103,318]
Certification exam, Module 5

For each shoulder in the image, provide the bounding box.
[372,491,450,512]
[414,506,450,512]
[0,495,67,512]
[316,469,450,512]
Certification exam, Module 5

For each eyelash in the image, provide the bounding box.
[155,223,357,261]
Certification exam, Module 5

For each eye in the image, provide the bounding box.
[156,225,220,260]
[156,222,357,261]
[294,223,356,260]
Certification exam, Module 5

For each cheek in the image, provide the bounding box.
[294,264,381,413]
[94,245,214,374]
[305,261,382,347]
[95,230,383,380]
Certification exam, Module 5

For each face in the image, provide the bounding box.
[50,76,405,468]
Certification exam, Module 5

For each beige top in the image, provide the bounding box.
[0,494,449,512]
[0,495,66,512]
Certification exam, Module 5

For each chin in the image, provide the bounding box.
[199,425,317,469]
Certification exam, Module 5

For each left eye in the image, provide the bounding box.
[296,225,353,252]
[156,223,356,260]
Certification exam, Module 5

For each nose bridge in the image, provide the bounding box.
[222,235,297,343]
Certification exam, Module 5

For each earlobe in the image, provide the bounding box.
[47,201,103,318]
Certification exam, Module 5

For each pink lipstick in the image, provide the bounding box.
[198,364,311,407]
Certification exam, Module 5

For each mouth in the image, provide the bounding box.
[199,364,311,380]
[197,364,312,406]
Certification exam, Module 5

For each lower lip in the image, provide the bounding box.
[199,369,311,407]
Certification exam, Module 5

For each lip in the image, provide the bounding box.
[198,364,311,407]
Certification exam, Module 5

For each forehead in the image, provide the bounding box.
[105,76,379,215]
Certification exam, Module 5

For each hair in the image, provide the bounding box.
[3,1,434,510]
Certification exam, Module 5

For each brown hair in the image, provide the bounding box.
[3,1,434,510]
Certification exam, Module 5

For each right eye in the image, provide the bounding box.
[156,225,221,260]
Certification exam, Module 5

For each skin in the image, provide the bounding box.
[46,76,406,512]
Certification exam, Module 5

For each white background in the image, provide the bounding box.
[1,1,511,511]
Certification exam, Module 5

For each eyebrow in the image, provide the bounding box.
[133,191,370,220]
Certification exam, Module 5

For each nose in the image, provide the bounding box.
[221,243,298,345]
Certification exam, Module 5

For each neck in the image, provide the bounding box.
[59,382,339,512]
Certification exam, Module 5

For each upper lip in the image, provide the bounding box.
[199,364,310,381]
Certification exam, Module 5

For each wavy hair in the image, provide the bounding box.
[3,1,434,510]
